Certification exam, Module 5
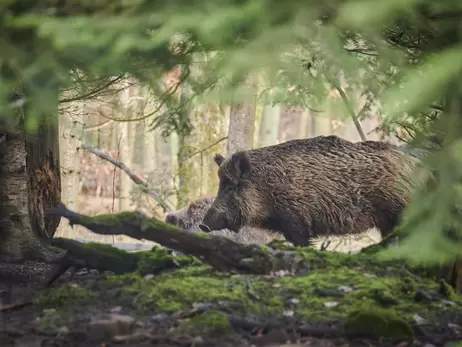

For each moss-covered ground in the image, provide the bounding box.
[18,244,460,346]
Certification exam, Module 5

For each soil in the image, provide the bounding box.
[0,261,460,347]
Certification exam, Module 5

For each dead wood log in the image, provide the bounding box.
[45,203,299,274]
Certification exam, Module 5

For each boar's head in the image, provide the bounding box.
[199,151,263,233]
[165,197,215,232]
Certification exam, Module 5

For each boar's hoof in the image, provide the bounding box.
[199,224,211,233]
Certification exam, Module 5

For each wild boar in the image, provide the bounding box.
[199,135,426,246]
[165,196,283,244]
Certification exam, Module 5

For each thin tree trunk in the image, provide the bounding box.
[226,74,258,156]
[56,103,83,238]
[298,109,313,139]
[257,104,281,148]
[118,86,135,211]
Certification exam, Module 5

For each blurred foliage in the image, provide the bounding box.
[1,0,462,267]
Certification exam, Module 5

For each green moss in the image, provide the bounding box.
[35,308,69,332]
[86,211,141,223]
[107,247,459,322]
[266,240,297,250]
[34,284,96,307]
[195,232,212,239]
[137,246,201,275]
[140,217,181,232]
[174,310,232,337]
[49,246,66,255]
[43,245,461,336]
[81,210,183,235]
[344,307,414,341]
[124,274,257,313]
[439,279,456,300]
[259,245,272,256]
[81,242,141,274]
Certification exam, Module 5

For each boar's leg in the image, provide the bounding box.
[372,201,404,239]
[264,215,312,246]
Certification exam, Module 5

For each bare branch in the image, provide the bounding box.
[344,48,378,57]
[430,104,445,112]
[80,144,174,213]
[333,84,367,141]
[83,118,114,131]
[59,75,126,104]
[187,137,228,159]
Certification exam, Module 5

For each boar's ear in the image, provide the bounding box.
[214,153,225,167]
[231,151,252,180]
[165,213,179,227]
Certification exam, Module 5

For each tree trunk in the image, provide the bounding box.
[227,104,256,155]
[226,103,255,156]
[56,101,84,238]
[257,104,281,148]
[298,109,313,139]
[0,98,60,262]
[26,118,61,243]
[118,87,136,212]
[226,74,257,156]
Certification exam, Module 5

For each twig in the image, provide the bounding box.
[344,48,378,57]
[333,85,367,141]
[187,136,228,159]
[80,144,174,213]
[59,75,126,104]
[112,134,122,215]
[319,240,331,251]
[429,104,445,112]
[84,118,114,131]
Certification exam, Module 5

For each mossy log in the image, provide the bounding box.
[45,203,299,274]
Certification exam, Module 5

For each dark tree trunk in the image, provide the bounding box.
[26,119,61,240]
[0,91,60,262]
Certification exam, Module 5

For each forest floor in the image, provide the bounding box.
[0,245,461,347]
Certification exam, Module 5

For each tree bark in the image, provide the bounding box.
[0,98,59,262]
[26,118,61,241]
[257,104,281,148]
[227,104,256,156]
[226,74,258,156]
[56,101,83,238]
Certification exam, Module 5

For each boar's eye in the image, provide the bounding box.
[220,177,236,192]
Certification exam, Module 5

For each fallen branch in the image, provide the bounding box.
[46,203,299,274]
[80,144,174,213]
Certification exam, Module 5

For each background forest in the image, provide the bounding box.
[60,75,391,251]
[1,2,462,345]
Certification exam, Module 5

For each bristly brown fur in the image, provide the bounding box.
[165,196,283,244]
[201,135,428,246]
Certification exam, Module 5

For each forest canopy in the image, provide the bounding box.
[1,0,462,266]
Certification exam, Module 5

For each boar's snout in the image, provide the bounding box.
[200,209,230,233]
[198,224,211,233]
